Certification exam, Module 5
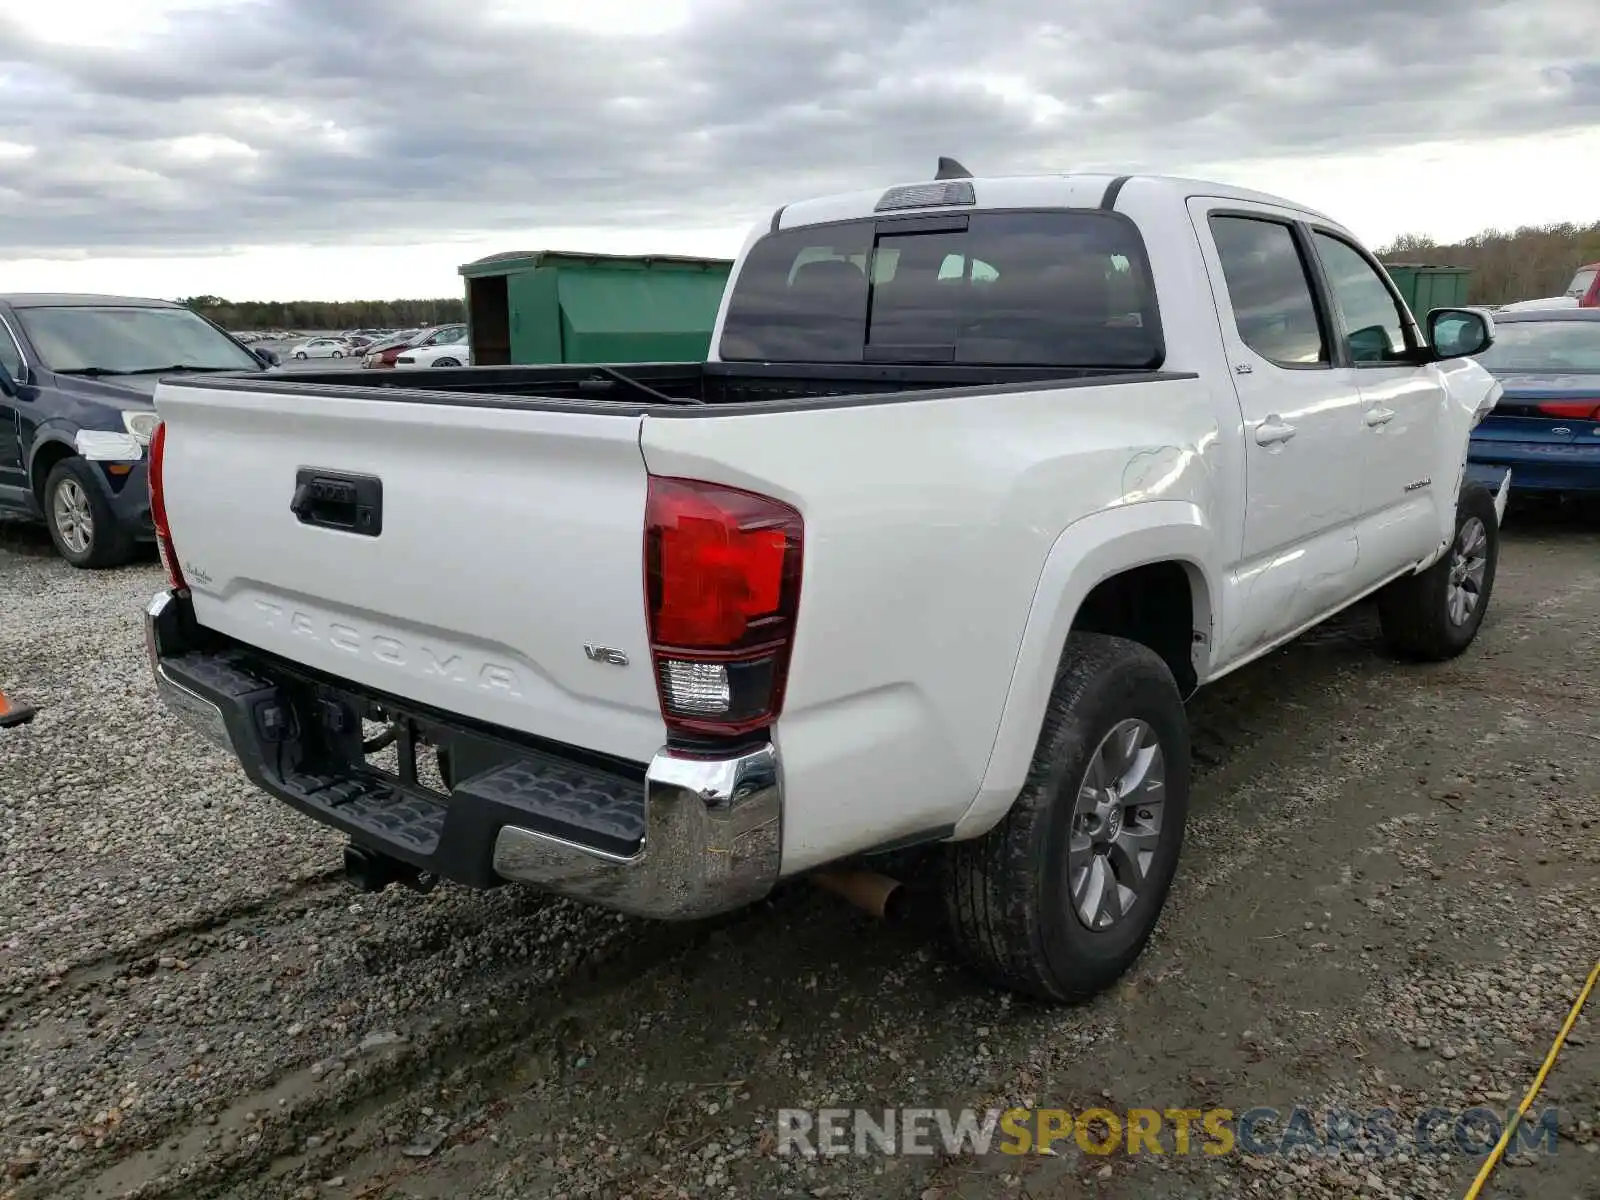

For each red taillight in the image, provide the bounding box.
[148,420,188,593]
[1536,401,1600,419]
[644,476,803,737]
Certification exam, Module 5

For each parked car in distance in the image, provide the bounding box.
[1461,307,1600,496]
[395,338,471,368]
[145,168,1505,1002]
[0,293,273,566]
[289,337,350,360]
[1565,262,1600,307]
[362,324,466,368]
[358,336,411,369]
[1498,295,1579,314]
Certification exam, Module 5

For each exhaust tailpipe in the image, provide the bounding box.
[812,869,907,920]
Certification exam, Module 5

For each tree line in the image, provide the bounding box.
[178,295,466,332]
[1378,221,1600,306]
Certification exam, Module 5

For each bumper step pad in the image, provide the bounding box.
[159,650,646,886]
[283,770,448,856]
[457,759,646,857]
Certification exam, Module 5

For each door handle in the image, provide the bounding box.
[1364,405,1396,427]
[1254,417,1296,446]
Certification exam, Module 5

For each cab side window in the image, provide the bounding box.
[1208,216,1328,367]
[1311,232,1412,364]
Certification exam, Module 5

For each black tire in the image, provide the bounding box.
[42,458,138,569]
[294,351,307,360]
[942,632,1191,1002]
[1377,482,1499,661]
[432,357,461,368]
[332,350,343,358]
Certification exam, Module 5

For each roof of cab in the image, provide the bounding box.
[773,172,1339,233]
[0,293,184,309]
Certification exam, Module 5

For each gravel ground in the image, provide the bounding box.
[2,502,1597,1200]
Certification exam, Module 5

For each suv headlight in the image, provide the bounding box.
[122,411,160,445]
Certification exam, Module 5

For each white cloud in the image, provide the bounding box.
[1202,127,1600,248]
[5,0,228,48]
[482,0,695,36]
[0,0,1595,298]
[160,134,259,162]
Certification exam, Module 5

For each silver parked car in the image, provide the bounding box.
[288,337,349,360]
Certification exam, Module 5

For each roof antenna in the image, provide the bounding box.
[935,156,973,180]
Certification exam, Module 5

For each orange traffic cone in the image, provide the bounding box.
[0,688,36,728]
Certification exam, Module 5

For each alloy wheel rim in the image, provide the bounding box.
[1446,516,1488,626]
[53,479,93,555]
[1067,718,1167,931]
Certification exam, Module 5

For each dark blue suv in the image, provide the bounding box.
[0,294,276,567]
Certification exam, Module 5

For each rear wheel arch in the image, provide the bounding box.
[952,504,1219,841]
[1070,559,1208,699]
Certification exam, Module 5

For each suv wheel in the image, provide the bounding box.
[43,458,137,569]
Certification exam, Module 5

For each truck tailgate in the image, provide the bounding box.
[153,383,666,763]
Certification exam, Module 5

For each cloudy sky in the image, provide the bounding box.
[1,0,1597,301]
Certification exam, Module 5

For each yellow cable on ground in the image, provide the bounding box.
[1462,958,1600,1199]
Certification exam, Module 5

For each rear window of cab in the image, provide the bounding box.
[718,211,1162,369]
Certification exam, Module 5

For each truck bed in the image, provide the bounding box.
[208,360,1153,413]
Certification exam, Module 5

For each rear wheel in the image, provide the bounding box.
[294,351,307,360]
[43,458,137,569]
[1378,482,1499,661]
[942,632,1190,1002]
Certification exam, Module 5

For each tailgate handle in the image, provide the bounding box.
[290,469,383,537]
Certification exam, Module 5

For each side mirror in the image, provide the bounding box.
[254,347,280,367]
[1427,308,1492,359]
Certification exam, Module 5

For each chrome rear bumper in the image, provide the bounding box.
[145,588,782,920]
[492,745,781,919]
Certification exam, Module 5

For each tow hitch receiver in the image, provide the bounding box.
[343,844,438,895]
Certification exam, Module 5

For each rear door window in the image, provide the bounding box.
[1207,216,1328,367]
[718,211,1161,368]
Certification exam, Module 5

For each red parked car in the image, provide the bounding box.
[361,324,466,369]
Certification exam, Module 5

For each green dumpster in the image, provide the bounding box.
[1381,263,1473,317]
[460,250,733,367]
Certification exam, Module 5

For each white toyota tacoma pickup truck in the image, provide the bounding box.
[143,166,1509,1002]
